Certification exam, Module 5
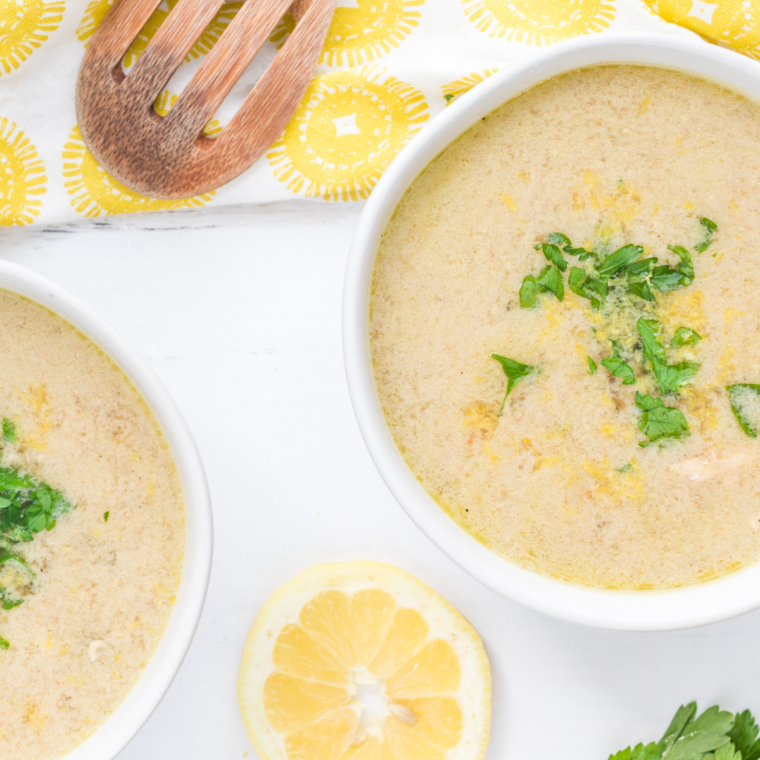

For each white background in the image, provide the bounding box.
[2,202,760,760]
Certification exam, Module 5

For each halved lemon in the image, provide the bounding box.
[238,561,491,760]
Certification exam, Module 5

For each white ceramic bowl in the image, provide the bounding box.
[0,261,213,758]
[344,32,760,631]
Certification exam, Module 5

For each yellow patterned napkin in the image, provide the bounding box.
[0,0,754,227]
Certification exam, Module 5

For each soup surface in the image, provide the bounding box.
[371,65,760,590]
[0,291,185,759]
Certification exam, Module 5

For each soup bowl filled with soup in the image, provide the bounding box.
[0,261,212,759]
[344,33,760,630]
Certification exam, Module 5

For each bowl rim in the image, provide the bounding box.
[0,260,213,758]
[343,31,760,631]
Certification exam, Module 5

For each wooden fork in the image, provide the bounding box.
[76,0,334,200]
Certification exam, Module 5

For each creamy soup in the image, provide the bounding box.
[371,65,760,590]
[0,291,185,759]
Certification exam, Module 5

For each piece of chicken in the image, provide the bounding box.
[669,450,753,481]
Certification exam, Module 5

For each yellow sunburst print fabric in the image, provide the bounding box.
[0,0,757,226]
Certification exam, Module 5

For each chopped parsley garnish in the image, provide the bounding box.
[726,383,760,438]
[635,392,690,445]
[520,265,564,306]
[103,511,109,522]
[670,327,702,347]
[666,245,694,287]
[508,222,715,445]
[526,233,702,312]
[695,216,718,253]
[491,354,538,415]
[601,355,636,385]
[537,242,568,271]
[608,702,751,760]
[2,419,15,443]
[518,275,539,307]
[568,266,607,309]
[637,319,699,395]
[596,244,645,278]
[0,467,75,544]
[0,423,76,649]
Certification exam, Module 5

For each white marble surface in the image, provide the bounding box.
[2,204,760,760]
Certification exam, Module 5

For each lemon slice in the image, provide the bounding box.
[238,561,491,760]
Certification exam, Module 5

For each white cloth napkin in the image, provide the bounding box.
[0,0,738,227]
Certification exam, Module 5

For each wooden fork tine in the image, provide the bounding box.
[221,0,334,148]
[127,0,224,102]
[88,0,163,69]
[76,0,335,199]
[166,0,294,134]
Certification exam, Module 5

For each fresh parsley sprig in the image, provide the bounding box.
[609,702,738,760]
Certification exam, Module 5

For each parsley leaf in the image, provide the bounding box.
[491,354,538,415]
[635,392,689,445]
[729,710,760,760]
[0,587,23,610]
[2,419,15,443]
[601,355,637,385]
[670,328,702,348]
[708,744,742,760]
[667,245,695,287]
[695,217,717,253]
[0,635,8,650]
[625,257,658,301]
[667,705,734,760]
[103,511,109,522]
[539,243,568,272]
[596,244,644,278]
[608,703,737,760]
[588,356,598,375]
[568,266,606,308]
[608,744,663,760]
[660,703,699,753]
[637,319,699,394]
[520,265,564,306]
[726,384,760,438]
[546,232,597,262]
[649,264,686,293]
[537,265,564,301]
[519,275,539,307]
